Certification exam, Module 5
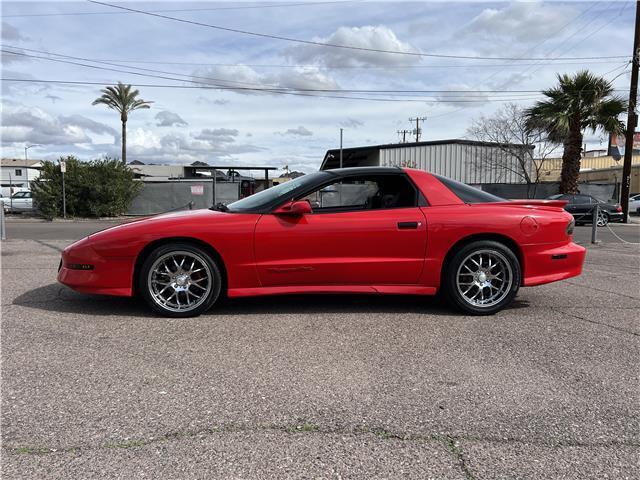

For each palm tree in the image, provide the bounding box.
[92,82,153,164]
[525,70,627,194]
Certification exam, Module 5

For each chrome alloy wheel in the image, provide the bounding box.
[147,251,212,313]
[455,249,513,309]
[596,210,608,227]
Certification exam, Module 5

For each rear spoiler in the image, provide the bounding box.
[506,199,568,208]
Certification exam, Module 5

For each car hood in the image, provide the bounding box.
[88,209,231,238]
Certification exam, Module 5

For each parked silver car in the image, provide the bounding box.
[2,191,34,213]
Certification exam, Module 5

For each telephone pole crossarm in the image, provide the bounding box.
[409,116,427,142]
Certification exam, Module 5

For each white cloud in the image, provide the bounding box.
[155,110,188,127]
[193,128,239,143]
[280,126,313,136]
[124,128,264,164]
[193,65,339,94]
[192,65,263,91]
[60,114,118,137]
[287,25,420,67]
[127,128,162,150]
[269,68,338,91]
[1,22,28,41]
[339,118,364,128]
[0,104,116,145]
[464,1,575,44]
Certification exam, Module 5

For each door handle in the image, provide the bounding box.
[397,221,419,229]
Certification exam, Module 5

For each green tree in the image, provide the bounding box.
[31,156,142,218]
[92,82,153,164]
[524,71,626,194]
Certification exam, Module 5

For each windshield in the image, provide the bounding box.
[227,171,331,212]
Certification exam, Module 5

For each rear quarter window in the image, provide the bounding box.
[435,175,504,204]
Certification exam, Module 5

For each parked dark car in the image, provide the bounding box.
[547,194,623,226]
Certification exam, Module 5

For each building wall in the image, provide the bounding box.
[0,164,41,196]
[380,143,532,184]
[537,155,640,182]
[579,164,640,196]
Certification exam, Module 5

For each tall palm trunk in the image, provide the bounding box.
[121,117,127,165]
[559,117,582,194]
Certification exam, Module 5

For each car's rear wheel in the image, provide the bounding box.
[596,210,609,227]
[444,240,520,315]
[139,243,222,318]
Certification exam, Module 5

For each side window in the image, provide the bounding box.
[574,195,591,204]
[298,174,417,213]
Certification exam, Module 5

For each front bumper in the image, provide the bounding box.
[57,237,134,297]
[521,241,586,287]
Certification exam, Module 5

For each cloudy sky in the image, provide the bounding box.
[1,1,635,174]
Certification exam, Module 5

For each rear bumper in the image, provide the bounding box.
[522,241,586,287]
[608,212,624,223]
[57,237,134,296]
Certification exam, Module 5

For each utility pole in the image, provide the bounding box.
[397,129,411,143]
[339,128,343,168]
[409,116,427,142]
[24,144,39,189]
[59,159,67,219]
[621,0,640,223]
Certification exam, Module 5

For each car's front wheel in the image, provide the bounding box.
[444,240,521,315]
[139,242,222,318]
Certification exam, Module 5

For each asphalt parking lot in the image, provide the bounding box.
[1,220,639,479]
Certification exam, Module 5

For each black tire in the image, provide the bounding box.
[443,240,521,315]
[138,242,222,318]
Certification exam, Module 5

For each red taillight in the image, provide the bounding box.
[617,205,622,212]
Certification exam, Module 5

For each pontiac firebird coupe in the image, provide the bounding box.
[58,167,586,317]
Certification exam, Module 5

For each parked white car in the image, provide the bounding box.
[630,194,640,215]
[2,191,34,213]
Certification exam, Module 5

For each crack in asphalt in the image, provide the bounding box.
[5,423,638,467]
[551,306,640,338]
[563,281,640,302]
[32,239,64,253]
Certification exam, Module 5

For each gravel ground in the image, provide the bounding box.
[1,234,638,479]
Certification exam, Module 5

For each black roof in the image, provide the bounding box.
[324,166,403,176]
[326,138,533,154]
[321,138,534,170]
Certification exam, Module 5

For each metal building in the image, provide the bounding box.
[321,139,533,185]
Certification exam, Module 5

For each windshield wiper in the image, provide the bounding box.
[210,203,229,212]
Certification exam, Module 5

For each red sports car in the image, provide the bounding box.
[58,167,586,317]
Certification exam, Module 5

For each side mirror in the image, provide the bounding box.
[274,200,312,216]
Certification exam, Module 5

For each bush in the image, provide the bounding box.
[32,156,142,218]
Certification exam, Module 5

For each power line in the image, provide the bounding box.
[3,1,352,17]
[526,1,631,78]
[428,1,624,120]
[87,0,631,62]
[3,45,623,69]
[2,48,629,96]
[2,78,553,103]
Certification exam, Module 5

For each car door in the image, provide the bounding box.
[572,195,593,221]
[8,192,27,211]
[253,173,427,287]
